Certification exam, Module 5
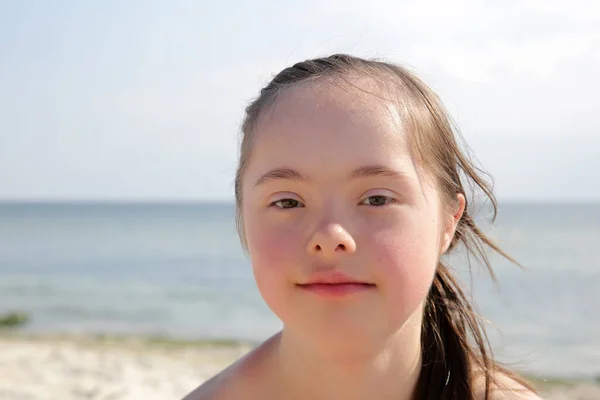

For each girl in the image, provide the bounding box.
[184,54,541,400]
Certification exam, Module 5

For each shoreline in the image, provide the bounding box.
[3,332,597,382]
[1,332,599,399]
[0,331,257,349]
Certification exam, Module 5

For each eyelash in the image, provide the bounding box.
[359,195,395,207]
[270,198,305,209]
[269,195,395,209]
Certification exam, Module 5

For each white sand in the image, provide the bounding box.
[0,335,597,400]
[0,336,248,400]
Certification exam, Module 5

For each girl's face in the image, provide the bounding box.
[241,80,461,348]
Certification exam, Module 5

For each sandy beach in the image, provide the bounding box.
[0,335,250,400]
[0,335,598,400]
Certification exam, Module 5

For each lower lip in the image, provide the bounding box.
[297,283,376,297]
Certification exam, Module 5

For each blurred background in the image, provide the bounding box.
[1,0,599,384]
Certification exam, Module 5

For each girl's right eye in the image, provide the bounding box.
[270,198,304,209]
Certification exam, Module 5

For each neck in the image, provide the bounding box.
[274,318,423,400]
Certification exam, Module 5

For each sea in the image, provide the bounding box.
[0,202,599,379]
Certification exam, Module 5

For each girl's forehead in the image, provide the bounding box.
[270,78,397,113]
[246,80,418,182]
[256,79,407,145]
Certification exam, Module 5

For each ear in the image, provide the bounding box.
[440,193,466,255]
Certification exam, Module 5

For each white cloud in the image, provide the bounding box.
[313,0,600,81]
[523,0,600,22]
[409,31,599,83]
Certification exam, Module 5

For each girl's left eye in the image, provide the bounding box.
[271,198,304,209]
[360,195,394,206]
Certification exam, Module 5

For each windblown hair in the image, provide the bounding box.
[233,54,537,399]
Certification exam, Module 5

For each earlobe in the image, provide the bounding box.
[441,229,454,255]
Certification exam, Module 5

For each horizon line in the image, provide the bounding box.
[1,198,599,206]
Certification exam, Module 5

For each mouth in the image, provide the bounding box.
[296,282,376,297]
[296,271,376,298]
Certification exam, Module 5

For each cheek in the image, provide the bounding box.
[246,218,300,272]
[369,214,441,317]
[244,217,300,317]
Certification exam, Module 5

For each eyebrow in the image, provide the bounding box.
[253,167,310,187]
[253,164,407,187]
[349,165,406,180]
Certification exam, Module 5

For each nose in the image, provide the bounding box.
[306,223,357,258]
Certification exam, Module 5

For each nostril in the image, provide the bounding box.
[337,244,346,251]
[315,244,322,251]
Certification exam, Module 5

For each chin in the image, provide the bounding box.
[289,313,393,349]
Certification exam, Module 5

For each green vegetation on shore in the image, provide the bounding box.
[0,312,29,328]
[90,333,254,348]
[0,331,255,349]
[522,373,600,390]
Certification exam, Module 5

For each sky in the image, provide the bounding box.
[0,0,599,203]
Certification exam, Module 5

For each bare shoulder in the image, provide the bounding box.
[474,371,543,400]
[181,335,280,400]
[181,366,228,400]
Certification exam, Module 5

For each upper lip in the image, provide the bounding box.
[298,270,375,285]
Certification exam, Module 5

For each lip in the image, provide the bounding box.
[296,270,376,298]
[297,282,375,298]
[298,270,374,285]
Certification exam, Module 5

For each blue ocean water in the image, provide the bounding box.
[0,202,599,378]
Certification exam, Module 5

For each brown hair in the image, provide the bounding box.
[234,54,537,399]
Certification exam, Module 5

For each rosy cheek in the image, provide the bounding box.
[245,220,302,302]
[245,222,300,320]
[371,228,437,303]
[249,225,295,267]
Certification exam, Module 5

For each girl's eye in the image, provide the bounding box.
[271,198,304,209]
[360,195,394,206]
